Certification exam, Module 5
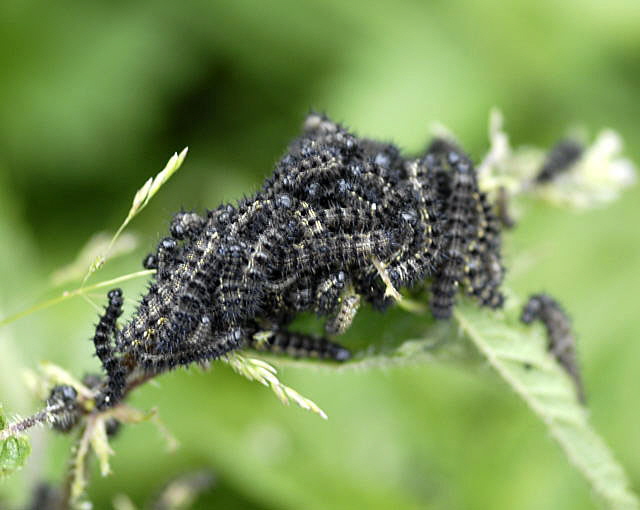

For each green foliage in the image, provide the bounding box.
[1,1,640,509]
[257,290,640,508]
[0,406,31,479]
[455,299,639,510]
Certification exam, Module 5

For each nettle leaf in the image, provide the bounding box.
[453,296,640,510]
[0,405,31,478]
[259,291,639,509]
[257,302,470,372]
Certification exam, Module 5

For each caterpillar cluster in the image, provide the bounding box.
[90,113,505,410]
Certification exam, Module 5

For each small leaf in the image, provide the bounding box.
[0,436,31,478]
[0,404,31,478]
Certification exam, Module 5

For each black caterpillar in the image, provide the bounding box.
[521,293,585,403]
[90,113,505,409]
[535,139,584,183]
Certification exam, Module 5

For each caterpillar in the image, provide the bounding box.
[521,293,585,403]
[535,139,584,183]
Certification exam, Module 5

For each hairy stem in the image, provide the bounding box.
[0,403,65,441]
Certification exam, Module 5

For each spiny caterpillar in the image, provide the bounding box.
[521,293,585,403]
[89,113,505,409]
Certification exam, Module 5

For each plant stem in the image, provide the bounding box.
[0,270,155,328]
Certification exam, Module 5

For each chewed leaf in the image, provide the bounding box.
[454,298,640,510]
[0,404,31,478]
[477,108,544,193]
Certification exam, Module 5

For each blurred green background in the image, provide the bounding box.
[1,1,639,509]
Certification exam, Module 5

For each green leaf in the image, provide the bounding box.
[454,297,640,510]
[253,290,639,509]
[0,405,31,478]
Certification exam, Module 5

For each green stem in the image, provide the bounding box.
[0,270,155,328]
